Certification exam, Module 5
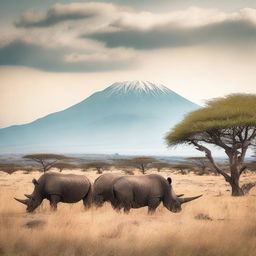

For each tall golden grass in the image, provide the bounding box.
[0,169,256,256]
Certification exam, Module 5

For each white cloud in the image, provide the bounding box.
[110,7,230,30]
[0,3,255,71]
[109,6,256,31]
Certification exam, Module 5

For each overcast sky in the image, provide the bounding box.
[1,0,256,128]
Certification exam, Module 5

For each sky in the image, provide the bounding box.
[1,0,256,128]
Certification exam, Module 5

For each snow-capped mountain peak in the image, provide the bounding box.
[0,80,200,154]
[104,80,172,96]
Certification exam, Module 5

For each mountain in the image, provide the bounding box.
[0,81,200,154]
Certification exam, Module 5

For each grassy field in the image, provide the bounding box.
[0,169,256,256]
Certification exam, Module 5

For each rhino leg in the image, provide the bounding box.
[93,195,105,208]
[49,195,60,211]
[148,198,161,214]
[123,205,131,214]
[83,185,93,209]
[113,185,132,214]
[110,198,122,211]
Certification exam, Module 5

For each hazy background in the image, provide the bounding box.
[1,0,256,128]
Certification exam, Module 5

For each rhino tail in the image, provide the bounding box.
[83,182,93,209]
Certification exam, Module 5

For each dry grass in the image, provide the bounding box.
[0,169,256,256]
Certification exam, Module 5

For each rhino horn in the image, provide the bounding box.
[24,194,32,199]
[178,195,202,204]
[14,198,28,205]
[176,194,184,197]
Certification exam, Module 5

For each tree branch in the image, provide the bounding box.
[191,140,231,182]
[241,182,256,194]
[44,160,59,171]
[239,165,247,175]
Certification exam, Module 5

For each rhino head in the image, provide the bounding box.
[14,178,43,213]
[166,177,202,213]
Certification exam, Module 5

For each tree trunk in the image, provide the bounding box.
[191,140,250,197]
[97,168,102,174]
[230,180,244,196]
[229,164,244,196]
[141,164,145,174]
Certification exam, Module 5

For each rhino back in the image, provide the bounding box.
[113,175,167,207]
[41,173,91,203]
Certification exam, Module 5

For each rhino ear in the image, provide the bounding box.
[167,177,172,184]
[32,178,39,186]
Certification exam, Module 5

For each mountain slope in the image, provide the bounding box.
[0,81,200,154]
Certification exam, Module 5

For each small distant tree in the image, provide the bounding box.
[81,161,111,174]
[126,157,157,174]
[123,168,135,175]
[53,162,77,172]
[187,157,212,175]
[171,163,193,175]
[166,94,256,196]
[150,162,172,172]
[0,163,20,174]
[23,154,69,173]
[112,159,134,174]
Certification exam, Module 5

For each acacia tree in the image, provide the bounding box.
[166,94,256,196]
[0,163,19,175]
[23,154,69,173]
[81,161,111,174]
[128,157,157,174]
[150,162,172,172]
[113,157,157,174]
[171,163,193,175]
[187,157,211,175]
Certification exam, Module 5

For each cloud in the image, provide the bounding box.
[83,7,256,49]
[15,2,126,28]
[88,19,256,49]
[3,4,256,72]
[0,41,136,72]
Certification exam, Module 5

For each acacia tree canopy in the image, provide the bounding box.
[167,94,256,144]
[166,94,256,196]
[127,157,157,174]
[113,157,157,174]
[23,154,69,173]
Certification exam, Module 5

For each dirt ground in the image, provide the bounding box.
[0,169,256,256]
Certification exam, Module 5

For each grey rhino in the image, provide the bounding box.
[112,174,202,213]
[93,173,123,207]
[15,172,92,212]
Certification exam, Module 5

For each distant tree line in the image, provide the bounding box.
[3,153,255,176]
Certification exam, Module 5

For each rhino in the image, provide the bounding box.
[93,173,186,210]
[111,174,202,213]
[14,172,92,212]
[93,173,123,207]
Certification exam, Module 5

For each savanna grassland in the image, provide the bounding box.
[0,169,256,256]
